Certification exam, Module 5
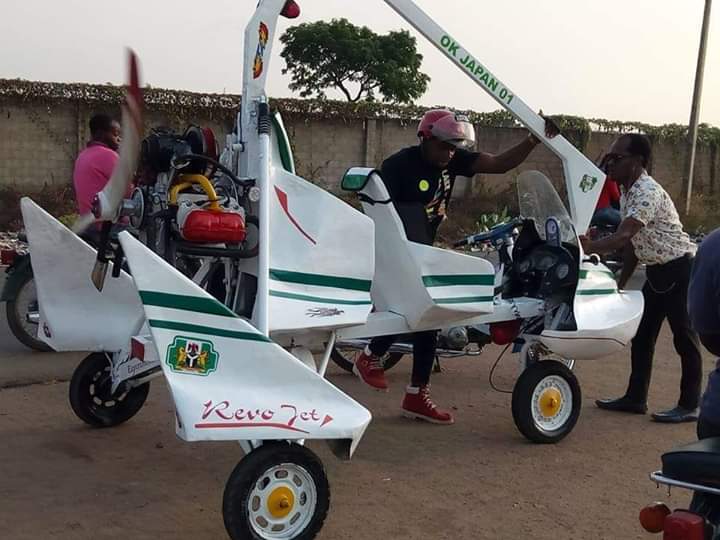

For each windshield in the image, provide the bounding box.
[517,170,577,244]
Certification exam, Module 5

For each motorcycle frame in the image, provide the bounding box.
[0,253,32,303]
[651,471,720,497]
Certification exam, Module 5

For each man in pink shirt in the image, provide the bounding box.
[73,114,122,216]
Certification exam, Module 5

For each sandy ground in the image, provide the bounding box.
[0,322,713,540]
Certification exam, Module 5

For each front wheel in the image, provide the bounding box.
[223,442,330,540]
[511,360,581,444]
[5,273,52,352]
[69,352,150,427]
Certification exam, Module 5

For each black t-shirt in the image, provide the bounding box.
[380,145,478,244]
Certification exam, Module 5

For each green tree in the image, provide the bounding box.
[279,18,430,104]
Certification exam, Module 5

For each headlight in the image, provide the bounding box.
[248,186,261,203]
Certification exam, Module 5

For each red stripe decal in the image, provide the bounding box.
[125,50,143,130]
[274,186,317,245]
[194,421,310,434]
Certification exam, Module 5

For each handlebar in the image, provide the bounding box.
[453,219,523,248]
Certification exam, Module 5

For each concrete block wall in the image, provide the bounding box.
[283,116,366,189]
[1,94,718,218]
[0,102,78,189]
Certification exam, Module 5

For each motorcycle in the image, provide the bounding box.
[640,437,720,538]
[1,236,51,352]
[1,229,131,352]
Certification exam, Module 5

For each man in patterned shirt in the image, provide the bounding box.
[581,134,701,423]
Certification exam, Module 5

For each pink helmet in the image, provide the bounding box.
[417,109,475,149]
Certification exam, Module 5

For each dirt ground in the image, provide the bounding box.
[0,324,713,540]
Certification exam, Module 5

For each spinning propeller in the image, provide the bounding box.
[73,50,144,233]
[73,50,144,290]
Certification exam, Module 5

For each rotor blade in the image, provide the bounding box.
[71,213,96,234]
[95,49,144,221]
[72,50,144,234]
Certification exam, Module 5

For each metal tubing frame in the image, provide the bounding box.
[651,471,720,497]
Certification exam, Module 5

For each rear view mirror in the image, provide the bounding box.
[341,168,374,192]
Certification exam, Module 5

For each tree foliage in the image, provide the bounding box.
[279,18,430,104]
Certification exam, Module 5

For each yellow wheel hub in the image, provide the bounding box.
[538,388,563,417]
[267,486,295,519]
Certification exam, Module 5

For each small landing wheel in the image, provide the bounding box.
[69,352,150,427]
[511,360,581,444]
[223,442,330,540]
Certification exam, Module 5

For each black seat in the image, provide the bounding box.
[662,437,720,487]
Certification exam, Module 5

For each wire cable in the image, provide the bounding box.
[488,343,514,394]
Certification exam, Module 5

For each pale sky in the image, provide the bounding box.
[1,0,718,126]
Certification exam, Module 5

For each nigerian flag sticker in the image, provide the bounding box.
[166,336,219,376]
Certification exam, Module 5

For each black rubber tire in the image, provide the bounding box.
[330,347,403,373]
[69,352,150,428]
[223,442,330,540]
[5,274,52,352]
[511,360,581,444]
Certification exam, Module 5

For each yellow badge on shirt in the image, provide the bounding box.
[418,179,430,192]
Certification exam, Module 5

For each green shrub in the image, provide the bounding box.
[476,207,510,232]
[0,183,76,231]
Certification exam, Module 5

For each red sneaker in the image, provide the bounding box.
[353,350,389,391]
[401,385,454,425]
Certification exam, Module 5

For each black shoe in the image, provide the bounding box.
[595,396,648,414]
[651,406,699,423]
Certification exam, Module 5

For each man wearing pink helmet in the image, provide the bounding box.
[354,108,559,424]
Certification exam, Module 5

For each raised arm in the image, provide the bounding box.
[468,115,560,174]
